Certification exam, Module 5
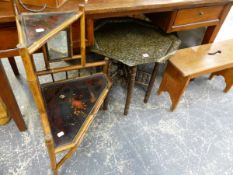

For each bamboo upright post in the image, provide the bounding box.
[80,5,86,66]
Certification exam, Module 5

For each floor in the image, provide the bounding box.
[1,9,233,175]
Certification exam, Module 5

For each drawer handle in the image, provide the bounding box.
[198,12,204,16]
[208,50,222,55]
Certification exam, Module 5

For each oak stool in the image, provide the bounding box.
[158,39,233,111]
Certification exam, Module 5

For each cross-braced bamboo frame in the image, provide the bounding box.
[13,2,111,174]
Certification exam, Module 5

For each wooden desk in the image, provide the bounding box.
[0,0,232,46]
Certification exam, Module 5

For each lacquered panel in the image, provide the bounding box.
[41,74,108,147]
[20,11,76,46]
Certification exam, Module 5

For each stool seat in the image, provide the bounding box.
[170,39,233,77]
[41,73,110,148]
[91,18,181,66]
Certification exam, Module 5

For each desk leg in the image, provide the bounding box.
[202,4,232,44]
[0,60,26,131]
[87,18,95,46]
[8,57,20,76]
[124,66,137,115]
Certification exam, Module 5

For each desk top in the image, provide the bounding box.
[1,0,233,23]
[170,39,233,77]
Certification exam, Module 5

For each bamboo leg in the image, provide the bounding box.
[144,63,159,103]
[45,135,58,175]
[80,6,86,67]
[158,63,190,111]
[42,45,55,82]
[209,67,233,93]
[124,66,137,115]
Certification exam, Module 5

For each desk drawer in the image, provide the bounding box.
[174,6,224,26]
[146,5,225,33]
[0,27,18,50]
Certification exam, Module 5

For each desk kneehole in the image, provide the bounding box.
[158,39,233,111]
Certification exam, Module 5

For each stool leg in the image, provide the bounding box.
[144,63,159,103]
[124,66,137,115]
[8,57,20,76]
[209,67,233,93]
[158,63,190,111]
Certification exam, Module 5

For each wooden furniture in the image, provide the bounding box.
[0,97,10,125]
[0,22,20,76]
[91,18,181,115]
[158,39,233,111]
[15,2,111,174]
[0,50,27,131]
[0,0,232,49]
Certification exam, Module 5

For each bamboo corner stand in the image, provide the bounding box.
[14,1,111,174]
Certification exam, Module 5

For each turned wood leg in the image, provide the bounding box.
[158,62,190,111]
[8,57,20,76]
[124,66,137,115]
[0,60,26,131]
[103,58,112,110]
[144,63,159,103]
[209,68,233,93]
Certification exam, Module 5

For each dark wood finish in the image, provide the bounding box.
[124,66,137,115]
[0,60,26,131]
[159,39,233,111]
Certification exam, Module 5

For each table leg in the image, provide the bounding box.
[0,60,26,131]
[144,63,158,103]
[202,4,232,44]
[124,66,137,115]
[8,57,20,76]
